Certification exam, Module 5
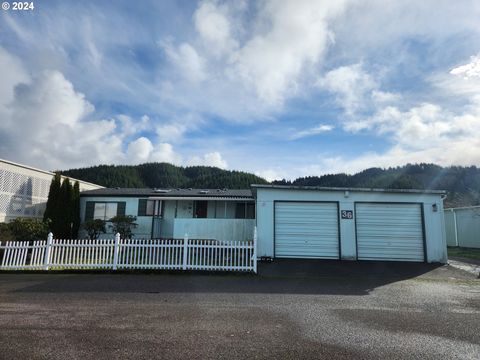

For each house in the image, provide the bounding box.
[253,185,447,263]
[79,184,448,263]
[79,188,255,241]
[0,158,102,223]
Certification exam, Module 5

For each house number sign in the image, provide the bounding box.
[341,210,353,219]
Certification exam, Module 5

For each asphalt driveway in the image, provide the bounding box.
[0,260,479,359]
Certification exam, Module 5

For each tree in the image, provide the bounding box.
[82,219,106,240]
[43,173,62,225]
[44,174,79,239]
[71,181,81,237]
[108,215,138,239]
[59,177,72,238]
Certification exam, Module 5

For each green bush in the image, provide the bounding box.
[82,219,106,240]
[108,215,138,239]
[0,218,49,242]
[0,222,15,243]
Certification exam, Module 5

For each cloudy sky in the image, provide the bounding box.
[1,0,480,180]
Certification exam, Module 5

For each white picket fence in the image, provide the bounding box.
[0,228,257,273]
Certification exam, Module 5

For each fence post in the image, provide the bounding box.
[253,226,257,274]
[44,232,53,270]
[113,233,120,270]
[183,233,189,270]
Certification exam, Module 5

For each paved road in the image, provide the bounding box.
[0,261,479,359]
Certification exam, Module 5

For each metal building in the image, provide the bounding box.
[253,185,447,263]
[0,158,102,222]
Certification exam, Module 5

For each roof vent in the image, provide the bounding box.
[199,190,209,194]
[154,189,171,193]
[223,188,228,191]
[188,188,192,191]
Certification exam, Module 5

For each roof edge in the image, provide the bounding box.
[250,184,446,195]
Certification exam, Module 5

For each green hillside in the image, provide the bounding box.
[60,162,480,207]
[60,162,269,190]
[272,163,480,208]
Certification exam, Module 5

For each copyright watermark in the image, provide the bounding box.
[2,2,35,11]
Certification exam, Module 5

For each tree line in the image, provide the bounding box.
[272,163,480,207]
[60,162,480,208]
[60,162,269,189]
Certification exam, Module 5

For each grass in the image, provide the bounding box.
[448,247,480,261]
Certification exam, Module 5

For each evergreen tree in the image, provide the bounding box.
[43,173,62,229]
[72,181,81,238]
[58,177,72,238]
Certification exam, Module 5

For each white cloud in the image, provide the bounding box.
[0,48,184,170]
[150,143,182,165]
[255,168,284,182]
[450,55,480,79]
[231,0,347,106]
[318,63,377,115]
[126,137,154,163]
[194,0,238,56]
[117,115,150,138]
[161,40,207,83]
[290,124,334,140]
[187,151,228,169]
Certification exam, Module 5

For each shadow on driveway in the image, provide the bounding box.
[0,259,453,297]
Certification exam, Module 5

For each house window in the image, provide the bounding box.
[194,201,208,218]
[235,202,255,219]
[94,202,118,220]
[138,199,155,216]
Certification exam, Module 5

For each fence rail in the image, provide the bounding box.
[0,229,257,273]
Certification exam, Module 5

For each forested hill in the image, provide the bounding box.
[272,164,480,208]
[61,162,480,207]
[60,163,269,189]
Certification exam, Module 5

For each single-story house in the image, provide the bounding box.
[79,188,255,242]
[80,185,448,263]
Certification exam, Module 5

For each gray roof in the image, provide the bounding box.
[251,184,446,195]
[80,188,253,198]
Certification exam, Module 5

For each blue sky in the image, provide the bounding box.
[1,0,480,180]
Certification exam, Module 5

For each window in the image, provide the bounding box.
[94,202,117,220]
[194,201,208,218]
[85,201,125,221]
[138,199,160,216]
[235,202,255,219]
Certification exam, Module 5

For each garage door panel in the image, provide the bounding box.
[356,203,425,262]
[275,202,339,259]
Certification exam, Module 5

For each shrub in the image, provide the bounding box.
[3,218,49,242]
[108,215,138,239]
[82,219,106,240]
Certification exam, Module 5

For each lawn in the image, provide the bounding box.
[448,247,480,261]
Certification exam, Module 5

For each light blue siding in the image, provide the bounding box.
[256,188,447,263]
[173,218,255,242]
[80,196,254,242]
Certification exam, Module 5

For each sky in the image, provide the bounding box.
[1,0,480,181]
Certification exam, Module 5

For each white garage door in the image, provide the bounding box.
[275,202,339,259]
[356,203,425,262]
